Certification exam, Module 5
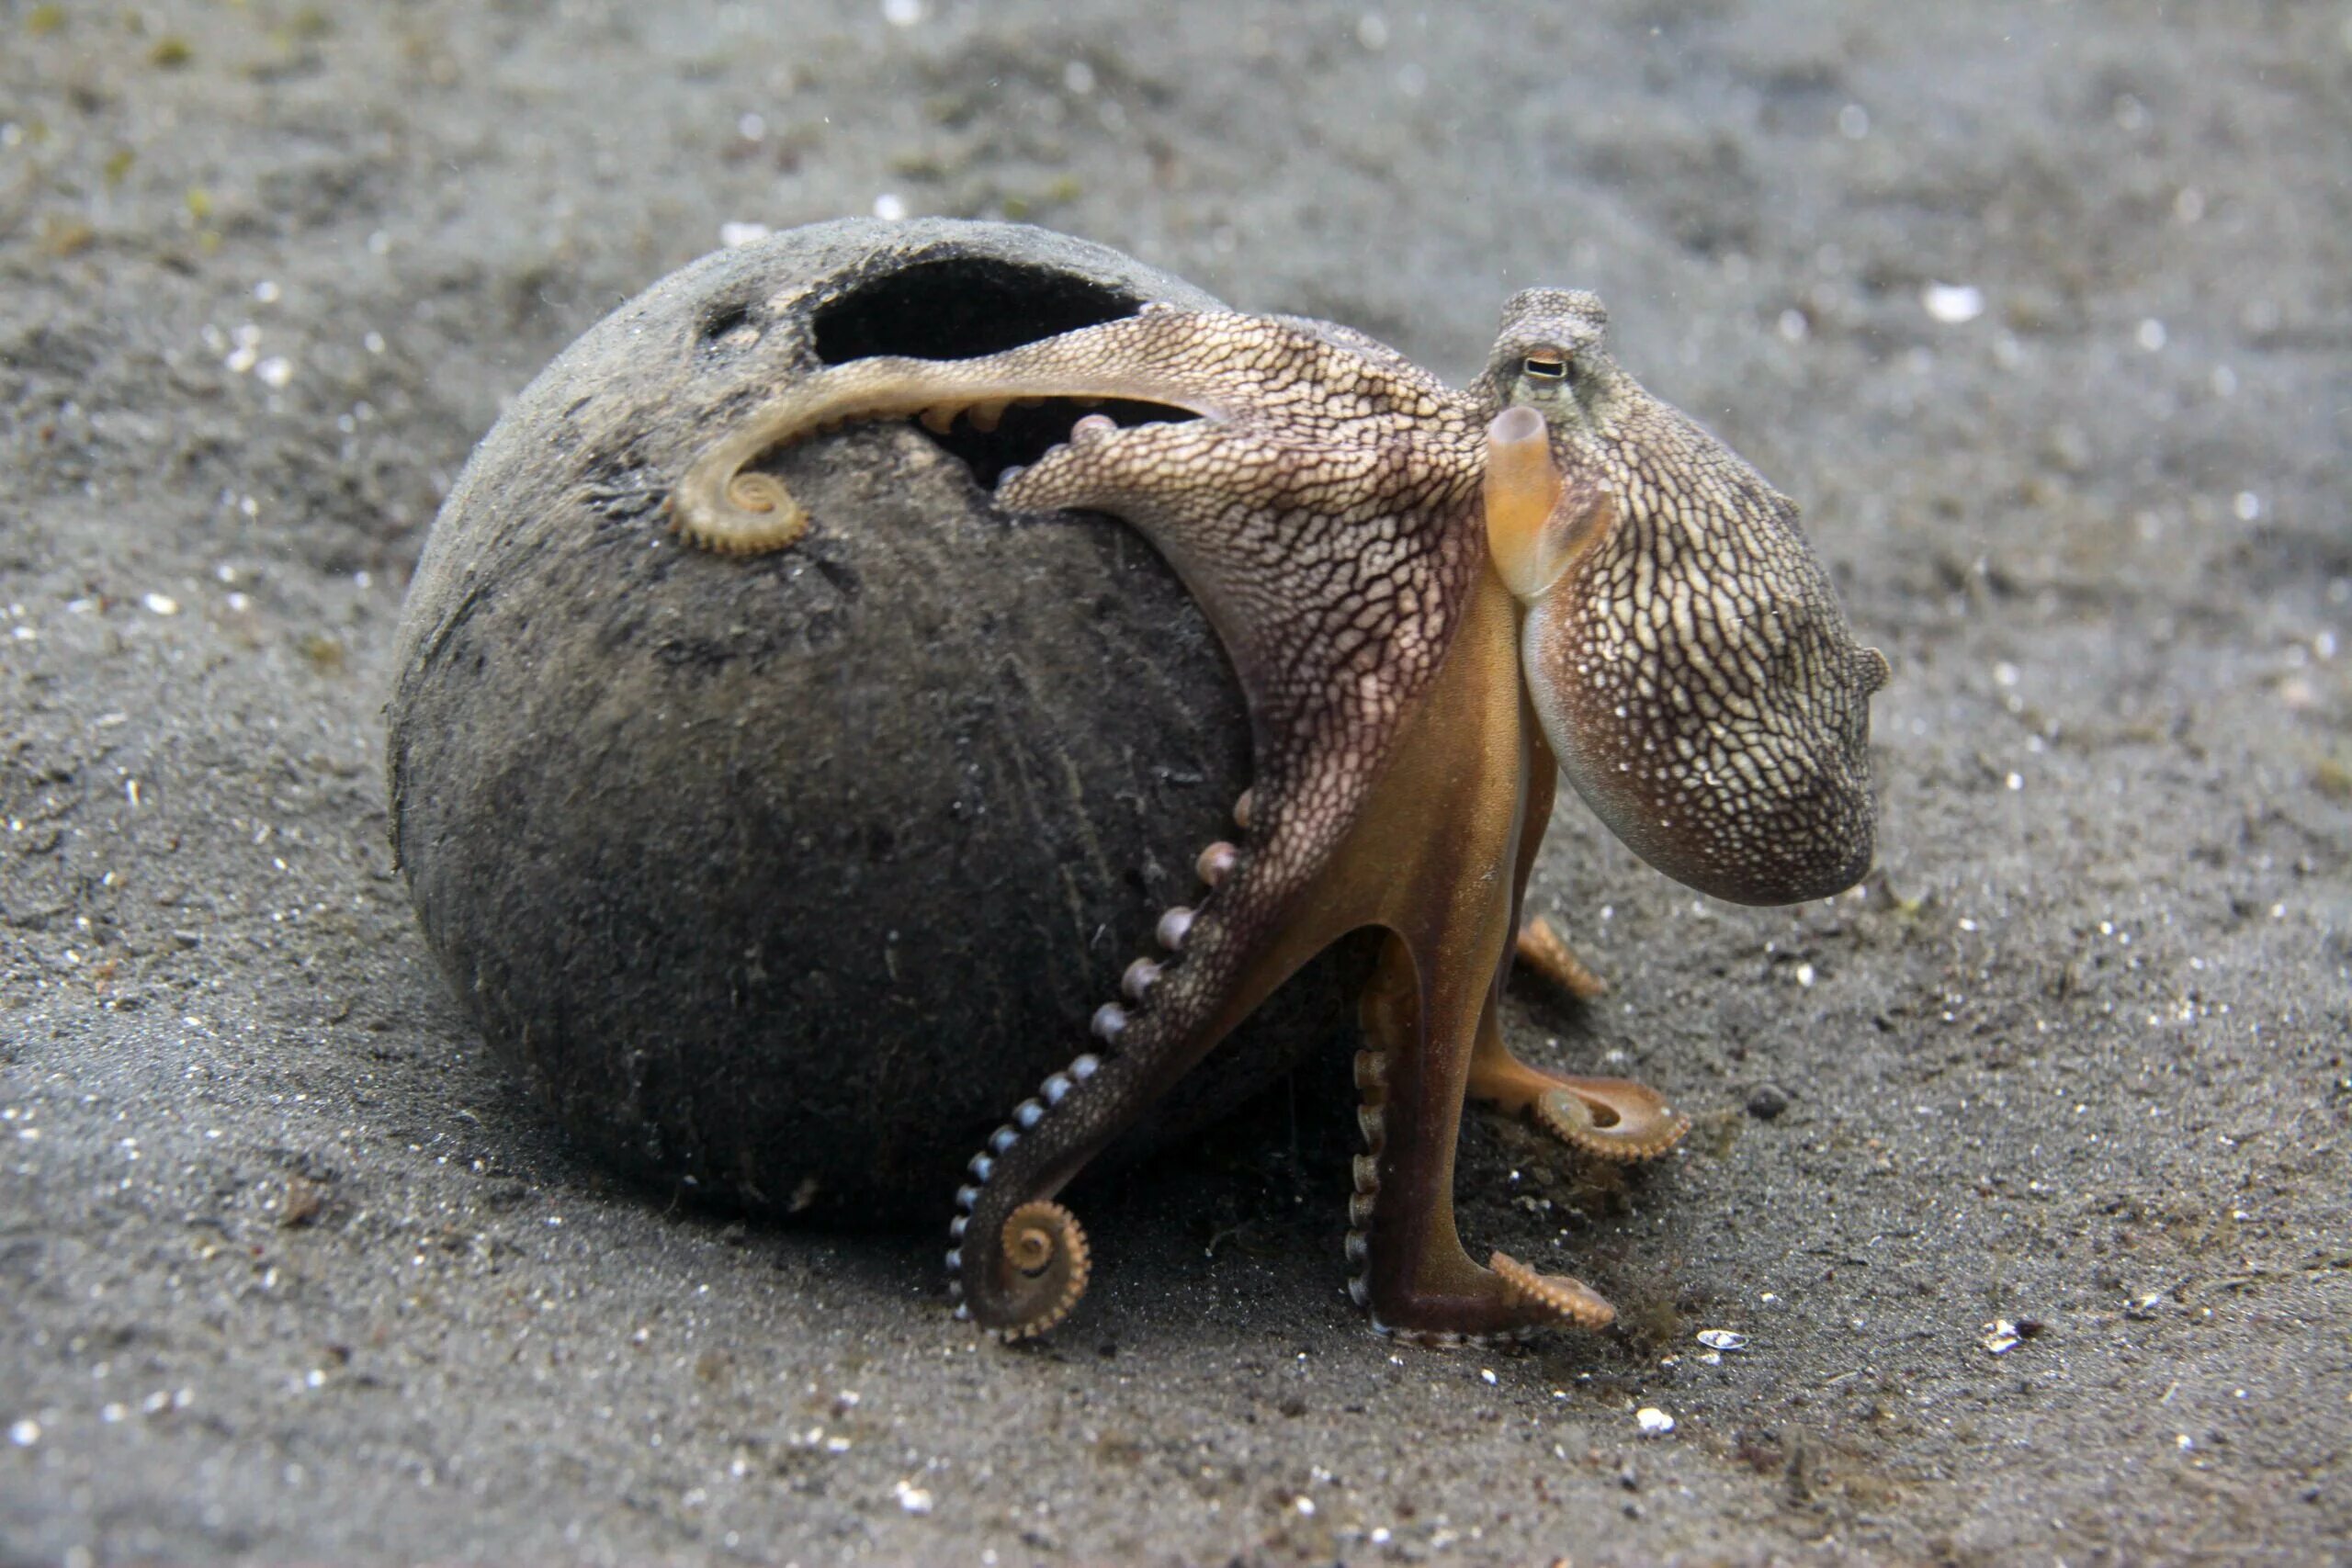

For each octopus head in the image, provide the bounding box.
[1480,289,1891,907]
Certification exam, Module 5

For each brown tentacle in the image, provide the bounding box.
[1342,1043,1391,1312]
[1328,576,1631,1346]
[942,416,1484,1337]
[672,308,1456,555]
[947,820,1298,1337]
[1513,915,1608,1000]
[1464,1005,1690,1165]
[1532,1078,1691,1162]
[687,471,808,553]
[991,1201,1090,1340]
[1490,1250,1616,1330]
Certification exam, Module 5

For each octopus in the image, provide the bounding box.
[668,288,1889,1343]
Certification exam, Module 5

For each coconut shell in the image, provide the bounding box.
[388,219,1357,1224]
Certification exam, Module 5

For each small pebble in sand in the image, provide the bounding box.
[1747,1084,1791,1120]
[1635,1407,1675,1438]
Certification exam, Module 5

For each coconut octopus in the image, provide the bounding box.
[667,287,1888,1343]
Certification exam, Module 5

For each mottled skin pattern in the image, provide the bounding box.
[1487,295,1889,905]
[669,289,1888,1343]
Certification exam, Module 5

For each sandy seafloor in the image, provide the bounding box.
[3,3,2349,1564]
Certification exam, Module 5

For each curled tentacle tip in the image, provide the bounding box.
[1491,1250,1616,1331]
[1194,840,1238,886]
[723,471,783,514]
[1534,1083,1692,1164]
[992,1200,1091,1340]
[675,472,810,555]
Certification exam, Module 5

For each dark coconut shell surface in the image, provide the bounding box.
[387,219,1360,1224]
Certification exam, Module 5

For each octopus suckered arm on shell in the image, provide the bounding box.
[668,287,1889,1344]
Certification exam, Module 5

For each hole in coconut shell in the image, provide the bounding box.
[810,256,1198,488]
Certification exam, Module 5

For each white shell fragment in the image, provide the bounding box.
[1695,1328,1748,1352]
[1634,1406,1676,1438]
[1982,1317,2021,1355]
[1922,282,1986,324]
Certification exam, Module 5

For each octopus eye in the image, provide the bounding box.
[1521,353,1570,381]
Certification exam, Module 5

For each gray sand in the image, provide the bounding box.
[4,4,2346,1564]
